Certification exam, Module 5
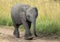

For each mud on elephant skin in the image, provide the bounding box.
[11,4,38,40]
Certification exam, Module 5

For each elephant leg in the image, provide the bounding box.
[13,24,20,38]
[22,20,33,40]
[25,20,32,37]
[27,21,37,37]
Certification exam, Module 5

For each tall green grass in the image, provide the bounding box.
[0,16,12,26]
[36,17,60,35]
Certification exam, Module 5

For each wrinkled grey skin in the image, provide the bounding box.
[11,4,38,40]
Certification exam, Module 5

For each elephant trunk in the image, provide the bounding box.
[32,18,37,36]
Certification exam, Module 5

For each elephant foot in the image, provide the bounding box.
[13,32,20,38]
[24,36,33,40]
[24,33,33,40]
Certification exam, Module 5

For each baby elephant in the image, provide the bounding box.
[11,4,38,40]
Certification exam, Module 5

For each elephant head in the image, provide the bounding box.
[26,7,38,36]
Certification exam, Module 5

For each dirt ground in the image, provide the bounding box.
[0,26,60,42]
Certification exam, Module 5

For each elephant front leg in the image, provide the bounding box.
[22,20,33,40]
[13,24,20,38]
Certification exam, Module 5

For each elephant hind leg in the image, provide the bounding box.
[13,24,20,38]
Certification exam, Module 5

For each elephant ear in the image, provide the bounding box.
[26,7,38,18]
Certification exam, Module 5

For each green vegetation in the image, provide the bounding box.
[37,18,60,35]
[0,17,12,26]
[0,0,60,35]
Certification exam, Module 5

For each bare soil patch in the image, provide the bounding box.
[0,26,60,42]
